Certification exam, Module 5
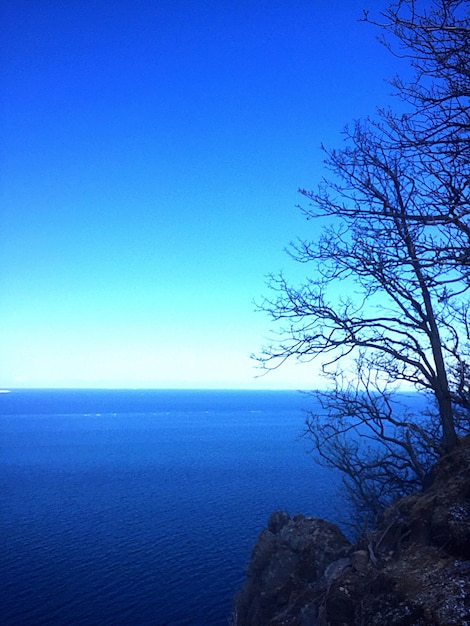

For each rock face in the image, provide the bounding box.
[232,436,470,626]
[232,512,351,626]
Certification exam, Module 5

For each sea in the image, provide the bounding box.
[0,389,343,626]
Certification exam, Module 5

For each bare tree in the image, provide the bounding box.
[257,0,470,521]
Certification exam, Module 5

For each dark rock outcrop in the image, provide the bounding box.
[232,512,351,626]
[232,436,470,625]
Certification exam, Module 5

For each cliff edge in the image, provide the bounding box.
[232,436,470,625]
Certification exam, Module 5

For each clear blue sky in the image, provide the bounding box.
[1,0,398,389]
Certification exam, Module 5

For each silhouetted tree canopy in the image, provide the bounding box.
[257,0,470,524]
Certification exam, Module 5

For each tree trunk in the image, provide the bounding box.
[398,214,459,452]
[429,330,459,452]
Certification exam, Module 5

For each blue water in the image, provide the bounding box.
[0,389,341,625]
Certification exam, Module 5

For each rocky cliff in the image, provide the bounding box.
[232,436,470,625]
